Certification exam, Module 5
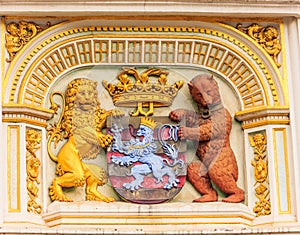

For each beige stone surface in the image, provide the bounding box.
[0,0,299,17]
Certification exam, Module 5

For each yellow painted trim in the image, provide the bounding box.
[279,22,289,106]
[2,19,71,103]
[220,22,282,77]
[235,105,289,116]
[219,22,284,106]
[15,29,275,108]
[2,103,55,114]
[242,120,289,129]
[3,19,284,108]
[3,118,47,128]
[1,17,5,100]
[273,128,291,214]
[7,125,21,213]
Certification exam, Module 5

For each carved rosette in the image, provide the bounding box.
[237,23,281,67]
[5,21,50,62]
[249,133,271,216]
[26,129,42,214]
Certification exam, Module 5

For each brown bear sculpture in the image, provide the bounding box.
[169,74,244,203]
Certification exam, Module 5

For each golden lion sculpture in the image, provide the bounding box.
[47,78,119,202]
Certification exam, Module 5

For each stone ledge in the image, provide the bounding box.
[43,201,255,230]
[0,1,299,17]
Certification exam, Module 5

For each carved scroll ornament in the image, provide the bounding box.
[5,21,50,62]
[26,129,42,214]
[249,133,271,216]
[237,23,281,67]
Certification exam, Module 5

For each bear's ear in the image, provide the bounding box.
[208,74,219,87]
[188,82,194,91]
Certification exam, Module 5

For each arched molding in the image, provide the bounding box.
[2,19,287,113]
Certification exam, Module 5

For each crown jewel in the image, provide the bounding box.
[140,117,157,130]
[102,67,183,110]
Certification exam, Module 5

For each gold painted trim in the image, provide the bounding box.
[2,103,55,117]
[235,106,290,129]
[2,19,60,103]
[1,17,5,85]
[4,220,48,226]
[13,28,277,109]
[3,118,47,128]
[2,104,54,127]
[221,22,282,75]
[26,128,42,214]
[3,19,284,108]
[7,125,21,212]
[5,21,50,62]
[249,132,270,217]
[235,105,289,117]
[279,22,289,106]
[273,128,291,214]
[242,120,289,130]
[220,22,285,106]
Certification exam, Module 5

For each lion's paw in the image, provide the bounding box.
[49,185,73,202]
[164,178,179,190]
[86,192,115,202]
[123,181,143,191]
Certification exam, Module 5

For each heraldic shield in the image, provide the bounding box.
[106,116,187,204]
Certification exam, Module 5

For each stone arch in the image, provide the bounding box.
[3,20,285,113]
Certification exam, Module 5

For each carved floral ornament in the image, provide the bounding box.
[237,23,281,68]
[249,133,271,216]
[5,20,50,62]
[26,129,42,214]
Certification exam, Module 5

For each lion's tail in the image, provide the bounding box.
[47,134,58,162]
[47,91,65,163]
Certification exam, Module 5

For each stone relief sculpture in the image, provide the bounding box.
[237,23,281,67]
[47,78,121,202]
[5,21,50,62]
[169,74,244,203]
[102,67,183,117]
[110,117,182,191]
[26,129,42,214]
[249,133,271,216]
[106,116,187,203]
[103,67,187,203]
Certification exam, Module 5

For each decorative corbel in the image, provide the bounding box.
[237,23,281,68]
[5,21,50,62]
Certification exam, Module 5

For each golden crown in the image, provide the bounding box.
[140,116,157,130]
[102,67,183,108]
